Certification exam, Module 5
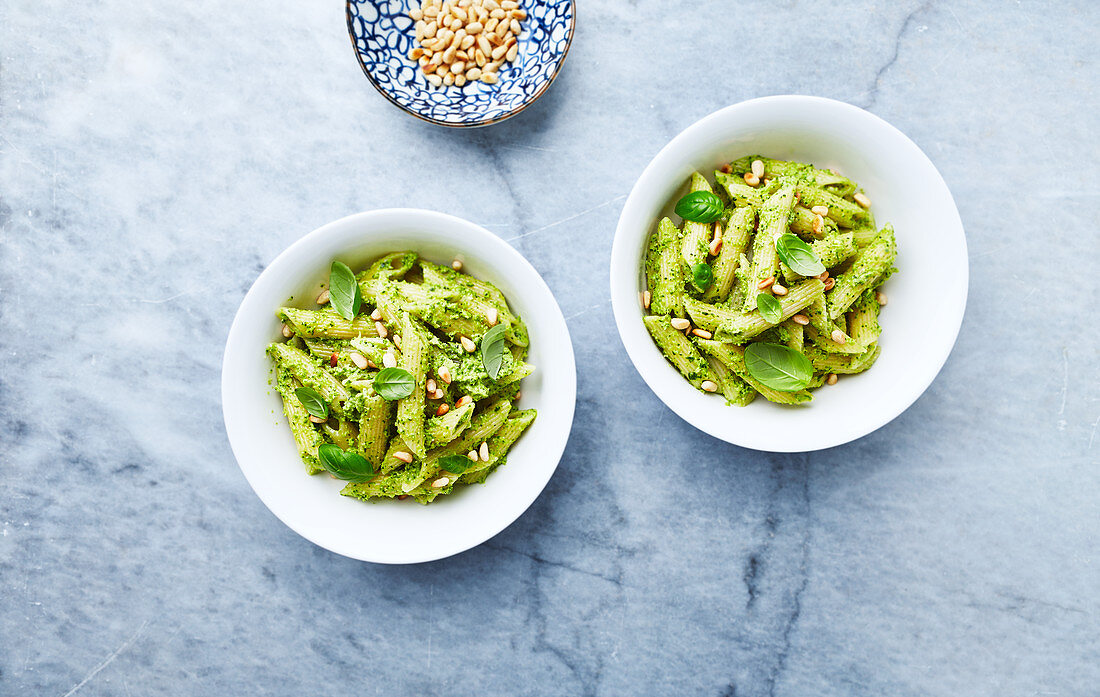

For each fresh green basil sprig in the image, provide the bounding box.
[744,342,813,391]
[674,191,724,223]
[480,324,508,380]
[328,261,363,320]
[317,444,375,482]
[755,293,783,323]
[373,367,415,400]
[775,234,826,277]
[294,387,329,420]
[691,262,714,292]
[438,455,475,475]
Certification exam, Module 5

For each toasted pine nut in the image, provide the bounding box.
[506,43,518,62]
[432,477,449,488]
[426,74,443,87]
[281,323,294,338]
[479,441,489,461]
[509,18,521,33]
[409,47,424,60]
[744,172,760,187]
[811,205,829,216]
[831,329,847,344]
[792,314,809,326]
[491,43,508,60]
[751,159,765,178]
[701,380,718,393]
[465,20,483,33]
[486,307,499,325]
[757,276,775,290]
[513,391,521,401]
[876,291,888,306]
[501,0,518,8]
[460,34,475,49]
[349,352,369,370]
[489,8,505,19]
[826,373,839,385]
[316,289,330,305]
[642,290,651,310]
[720,163,732,174]
[853,192,872,209]
[476,35,491,55]
[824,278,835,291]
[692,328,713,339]
[375,321,388,338]
[309,414,326,424]
[468,449,479,462]
[394,451,413,463]
[393,334,402,349]
[456,395,472,408]
[410,8,424,20]
[438,366,453,384]
[451,259,463,271]
[708,237,722,256]
[436,404,450,416]
[466,66,482,80]
[771,284,788,296]
[397,494,409,500]
[382,352,397,369]
[481,73,498,84]
[460,336,476,352]
[450,60,466,74]
[670,317,691,330]
[367,360,378,370]
[426,378,437,393]
[511,9,527,20]
[816,271,829,281]
[371,308,382,321]
[812,214,824,234]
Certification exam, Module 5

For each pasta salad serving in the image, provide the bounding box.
[641,156,897,406]
[268,252,535,504]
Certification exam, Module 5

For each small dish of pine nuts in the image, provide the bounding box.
[346,0,575,127]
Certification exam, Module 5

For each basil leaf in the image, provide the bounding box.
[744,342,813,392]
[755,293,783,324]
[317,444,375,482]
[328,261,362,320]
[674,191,724,223]
[294,387,329,420]
[691,263,714,291]
[373,367,415,400]
[439,454,474,474]
[480,324,509,380]
[775,234,826,277]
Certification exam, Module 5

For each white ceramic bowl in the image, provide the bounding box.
[222,209,576,563]
[610,96,967,452]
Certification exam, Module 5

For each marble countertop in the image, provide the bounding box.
[2,1,1097,695]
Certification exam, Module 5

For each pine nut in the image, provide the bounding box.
[432,477,449,488]
[426,378,437,393]
[438,366,453,384]
[792,314,809,325]
[642,290,651,310]
[383,352,397,368]
[751,159,765,178]
[757,276,775,290]
[831,329,847,344]
[506,43,518,62]
[811,205,829,216]
[466,21,483,33]
[484,307,499,325]
[701,380,718,393]
[720,163,732,174]
[826,373,839,385]
[812,214,824,234]
[309,414,326,424]
[367,360,378,370]
[491,43,508,60]
[451,259,463,271]
[460,34,475,49]
[436,404,450,416]
[397,494,410,500]
[743,172,760,187]
[394,451,413,463]
[876,291,888,306]
[410,8,424,19]
[501,0,518,8]
[460,336,476,352]
[853,193,872,209]
[708,237,722,256]
[466,67,482,80]
[329,352,338,367]
[670,317,691,330]
[511,9,527,20]
[371,308,382,321]
[418,56,430,68]
[426,74,443,87]
[479,441,489,461]
[489,8,505,19]
[481,73,498,84]
[393,334,402,350]
[423,21,437,37]
[509,18,521,33]
[468,449,479,462]
[513,391,521,401]
[476,35,491,54]
[450,60,465,74]
[456,395,472,408]
[453,5,467,20]
[316,289,330,305]
[692,328,713,339]
[375,321,389,338]
[816,271,829,281]
[484,60,501,73]
[409,47,424,60]
[281,323,294,338]
[349,352,369,370]
[771,284,788,296]
[824,278,835,291]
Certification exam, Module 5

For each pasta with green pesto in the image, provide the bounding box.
[269,252,535,503]
[641,156,897,405]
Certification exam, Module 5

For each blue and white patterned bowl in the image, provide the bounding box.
[346,0,575,127]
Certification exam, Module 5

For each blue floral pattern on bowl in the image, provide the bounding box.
[346,0,574,127]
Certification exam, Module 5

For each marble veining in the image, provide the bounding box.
[1,1,1098,695]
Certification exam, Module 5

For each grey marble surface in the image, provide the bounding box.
[2,1,1098,695]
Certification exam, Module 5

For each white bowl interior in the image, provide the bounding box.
[610,96,968,452]
[223,209,576,563]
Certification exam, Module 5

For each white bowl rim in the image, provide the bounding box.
[609,95,968,452]
[222,208,577,563]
